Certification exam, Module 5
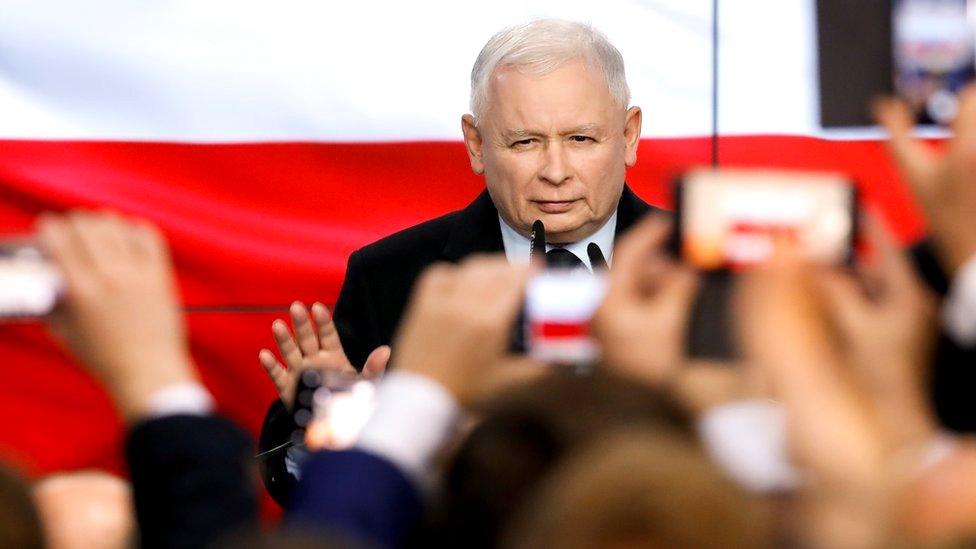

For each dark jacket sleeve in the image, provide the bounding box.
[333,249,384,371]
[126,415,258,549]
[287,449,424,549]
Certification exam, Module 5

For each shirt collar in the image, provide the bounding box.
[498,211,617,269]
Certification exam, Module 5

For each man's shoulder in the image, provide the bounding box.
[353,209,463,267]
[352,190,501,268]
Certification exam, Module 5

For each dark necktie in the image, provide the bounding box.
[546,247,586,270]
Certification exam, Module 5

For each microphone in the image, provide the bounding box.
[530,220,547,265]
[587,243,609,271]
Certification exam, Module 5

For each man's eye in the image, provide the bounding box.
[511,139,535,147]
[569,135,594,143]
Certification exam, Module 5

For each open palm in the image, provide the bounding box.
[258,301,390,408]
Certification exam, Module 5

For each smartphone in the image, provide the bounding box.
[523,270,607,366]
[297,370,377,452]
[893,0,976,124]
[0,238,63,319]
[671,168,858,271]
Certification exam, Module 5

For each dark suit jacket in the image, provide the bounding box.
[287,449,423,548]
[127,415,258,549]
[258,185,658,506]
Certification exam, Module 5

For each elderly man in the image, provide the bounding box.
[257,19,662,504]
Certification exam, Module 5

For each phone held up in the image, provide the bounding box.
[0,238,63,320]
[670,168,858,271]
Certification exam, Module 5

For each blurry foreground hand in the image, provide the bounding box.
[38,211,196,422]
[393,255,543,407]
[591,215,699,386]
[735,239,899,548]
[875,87,976,275]
[817,215,938,450]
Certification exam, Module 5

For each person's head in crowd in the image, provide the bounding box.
[461,19,642,244]
[504,429,770,549]
[0,464,44,549]
[432,369,692,549]
[33,470,135,549]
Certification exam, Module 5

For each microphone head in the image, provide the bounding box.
[530,220,547,264]
[587,242,609,271]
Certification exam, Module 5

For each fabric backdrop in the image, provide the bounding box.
[0,0,928,518]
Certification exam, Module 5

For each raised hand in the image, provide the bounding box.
[393,255,543,407]
[591,215,699,386]
[817,214,938,449]
[38,211,197,422]
[259,301,390,409]
[735,240,896,548]
[875,87,976,275]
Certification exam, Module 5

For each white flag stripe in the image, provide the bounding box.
[0,0,926,142]
[0,0,707,141]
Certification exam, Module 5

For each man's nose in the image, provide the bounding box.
[538,140,572,185]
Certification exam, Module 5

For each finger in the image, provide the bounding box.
[68,211,126,273]
[272,318,304,370]
[458,255,530,309]
[612,215,672,283]
[654,265,701,317]
[951,83,976,146]
[37,215,90,293]
[414,262,457,299]
[860,211,917,294]
[362,345,391,379]
[258,348,291,396]
[816,269,867,338]
[129,218,170,266]
[290,301,320,357]
[311,302,345,353]
[872,96,939,198]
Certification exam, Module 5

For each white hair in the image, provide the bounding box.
[469,19,631,119]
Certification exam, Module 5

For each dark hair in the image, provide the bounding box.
[427,368,693,548]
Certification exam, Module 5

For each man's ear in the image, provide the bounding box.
[623,106,642,168]
[461,114,485,175]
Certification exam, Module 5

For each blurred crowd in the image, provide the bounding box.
[0,89,975,548]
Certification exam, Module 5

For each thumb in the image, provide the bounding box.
[362,345,392,379]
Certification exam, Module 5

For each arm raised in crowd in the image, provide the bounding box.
[876,88,976,348]
[38,212,258,549]
[288,256,543,548]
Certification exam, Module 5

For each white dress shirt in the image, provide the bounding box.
[498,212,618,269]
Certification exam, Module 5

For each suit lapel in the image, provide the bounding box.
[442,189,505,262]
[614,183,661,238]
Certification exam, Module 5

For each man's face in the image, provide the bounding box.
[462,59,642,243]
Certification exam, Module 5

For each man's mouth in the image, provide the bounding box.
[533,199,577,214]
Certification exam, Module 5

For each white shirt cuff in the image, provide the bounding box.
[697,399,802,493]
[355,370,461,489]
[943,254,976,347]
[145,382,215,418]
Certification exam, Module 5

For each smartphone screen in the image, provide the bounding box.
[676,169,856,271]
[893,0,976,124]
[0,239,63,319]
[524,270,607,366]
[303,373,377,451]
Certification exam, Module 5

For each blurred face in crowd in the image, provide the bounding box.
[462,59,642,244]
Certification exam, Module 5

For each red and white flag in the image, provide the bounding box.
[0,0,924,511]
